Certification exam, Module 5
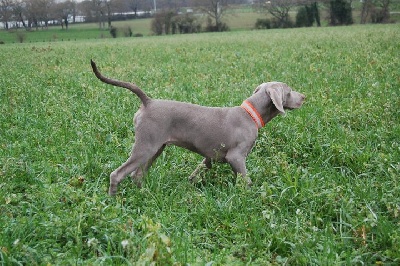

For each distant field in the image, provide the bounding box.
[0,19,153,44]
[0,11,266,44]
[0,17,155,44]
[0,25,399,265]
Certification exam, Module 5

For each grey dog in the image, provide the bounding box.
[90,60,305,195]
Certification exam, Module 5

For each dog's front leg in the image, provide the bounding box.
[226,152,252,187]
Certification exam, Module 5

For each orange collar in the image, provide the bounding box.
[240,100,265,129]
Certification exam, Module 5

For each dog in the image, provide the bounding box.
[90,60,305,195]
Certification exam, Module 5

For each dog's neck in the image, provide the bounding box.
[240,100,265,129]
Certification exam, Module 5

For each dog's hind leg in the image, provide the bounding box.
[131,144,166,187]
[109,143,164,196]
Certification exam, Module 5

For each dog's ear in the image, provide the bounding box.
[266,87,285,114]
[253,85,262,94]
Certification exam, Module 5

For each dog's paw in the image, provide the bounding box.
[108,184,117,196]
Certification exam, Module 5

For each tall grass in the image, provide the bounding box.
[0,24,399,265]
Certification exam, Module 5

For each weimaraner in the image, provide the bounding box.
[90,60,305,195]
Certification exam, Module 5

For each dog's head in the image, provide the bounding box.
[254,82,305,114]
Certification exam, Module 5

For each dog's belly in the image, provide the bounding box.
[166,139,227,162]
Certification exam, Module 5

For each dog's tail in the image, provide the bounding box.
[90,60,150,106]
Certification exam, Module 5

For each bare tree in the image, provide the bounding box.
[127,0,141,16]
[89,0,107,29]
[0,0,14,29]
[13,0,28,29]
[361,0,391,23]
[104,0,113,28]
[53,0,76,30]
[194,0,229,31]
[263,0,298,28]
[379,0,391,23]
[24,0,55,30]
[89,0,117,29]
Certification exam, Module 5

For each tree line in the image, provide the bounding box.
[256,0,393,29]
[0,0,245,30]
[0,0,395,32]
[152,0,395,36]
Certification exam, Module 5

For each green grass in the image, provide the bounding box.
[0,24,399,265]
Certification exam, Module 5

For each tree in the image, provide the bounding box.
[328,0,353,25]
[104,0,112,28]
[24,0,55,30]
[172,13,201,34]
[373,0,390,23]
[0,0,14,29]
[89,0,108,29]
[194,0,229,32]
[296,1,320,27]
[151,10,174,35]
[263,0,297,28]
[361,0,391,23]
[127,0,142,17]
[53,0,76,30]
[13,0,28,29]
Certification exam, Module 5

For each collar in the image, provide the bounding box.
[240,100,265,129]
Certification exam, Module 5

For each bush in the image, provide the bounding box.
[109,26,117,38]
[255,18,271,29]
[151,15,163,35]
[296,3,321,27]
[205,17,229,32]
[151,10,229,35]
[272,18,294,29]
[122,26,133,37]
[16,31,26,43]
[152,11,202,35]
[254,17,294,30]
[171,14,201,34]
[151,10,175,35]
[109,25,134,38]
[296,7,313,27]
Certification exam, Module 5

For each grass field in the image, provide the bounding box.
[0,24,399,265]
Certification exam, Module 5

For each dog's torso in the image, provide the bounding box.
[134,99,258,161]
